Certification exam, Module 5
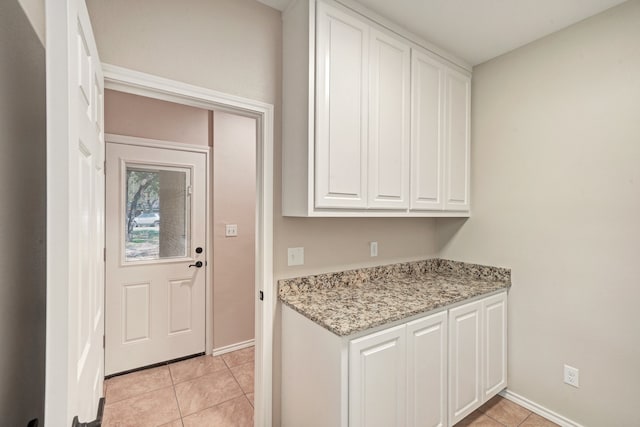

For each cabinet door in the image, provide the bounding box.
[315,2,369,208]
[443,69,471,211]
[449,299,482,425]
[483,292,507,400]
[350,324,406,427]
[407,311,447,427]
[368,28,410,209]
[410,50,444,210]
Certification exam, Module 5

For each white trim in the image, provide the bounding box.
[500,389,586,427]
[105,133,210,154]
[102,65,274,427]
[212,339,256,357]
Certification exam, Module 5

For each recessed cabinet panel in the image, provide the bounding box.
[350,324,406,427]
[315,2,369,208]
[407,311,448,427]
[411,51,444,210]
[483,292,507,399]
[449,299,482,425]
[444,70,471,211]
[368,29,410,209]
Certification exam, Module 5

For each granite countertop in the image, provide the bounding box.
[278,259,511,337]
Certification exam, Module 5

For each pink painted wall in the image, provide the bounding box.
[212,111,256,350]
[104,89,210,146]
[104,91,256,352]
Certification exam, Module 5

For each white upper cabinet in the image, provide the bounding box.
[315,2,369,208]
[411,49,471,212]
[444,68,471,211]
[368,28,411,209]
[282,0,471,217]
[411,50,445,210]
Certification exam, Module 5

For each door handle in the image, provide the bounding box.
[188,261,203,268]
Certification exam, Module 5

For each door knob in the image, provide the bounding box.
[195,247,203,254]
[189,261,203,268]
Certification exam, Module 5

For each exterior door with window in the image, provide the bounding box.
[105,142,207,375]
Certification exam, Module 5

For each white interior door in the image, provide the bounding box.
[45,0,105,424]
[105,143,207,375]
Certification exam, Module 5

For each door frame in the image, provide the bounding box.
[102,64,274,426]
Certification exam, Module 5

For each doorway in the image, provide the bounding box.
[105,142,208,375]
[101,66,274,426]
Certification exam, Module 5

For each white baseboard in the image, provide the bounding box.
[500,389,585,427]
[212,339,255,357]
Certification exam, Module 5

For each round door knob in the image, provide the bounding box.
[189,261,203,268]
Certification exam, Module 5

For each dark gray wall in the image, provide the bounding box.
[0,1,46,425]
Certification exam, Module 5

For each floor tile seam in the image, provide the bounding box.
[104,381,175,407]
[516,412,536,426]
[179,391,247,419]
[482,411,509,427]
[170,365,232,386]
[229,365,253,394]
[171,382,186,421]
[173,366,235,391]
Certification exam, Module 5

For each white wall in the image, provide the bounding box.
[0,1,46,424]
[213,111,257,350]
[437,1,640,425]
[87,2,439,424]
[104,89,210,146]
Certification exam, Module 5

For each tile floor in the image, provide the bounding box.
[103,346,557,427]
[455,395,560,427]
[102,346,255,427]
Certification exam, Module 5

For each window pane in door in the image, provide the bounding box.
[125,166,190,261]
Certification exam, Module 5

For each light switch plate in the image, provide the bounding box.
[225,224,238,237]
[287,247,304,266]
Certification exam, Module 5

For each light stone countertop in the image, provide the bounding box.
[278,259,511,337]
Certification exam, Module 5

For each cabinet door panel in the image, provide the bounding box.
[449,300,482,425]
[368,29,410,209]
[444,69,471,211]
[350,324,406,427]
[483,292,507,399]
[315,2,369,208]
[407,311,447,427]
[411,50,444,210]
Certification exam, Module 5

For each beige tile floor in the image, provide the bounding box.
[102,346,255,427]
[455,395,560,427]
[103,345,556,427]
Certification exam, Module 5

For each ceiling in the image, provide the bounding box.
[256,0,627,65]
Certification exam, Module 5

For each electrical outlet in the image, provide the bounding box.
[287,247,304,266]
[225,224,238,237]
[564,364,579,388]
[370,241,378,257]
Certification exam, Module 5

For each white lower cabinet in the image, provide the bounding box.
[449,292,508,425]
[407,312,448,427]
[350,325,407,427]
[281,291,507,427]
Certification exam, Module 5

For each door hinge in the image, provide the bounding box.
[259,290,264,301]
[102,335,105,348]
[103,247,106,262]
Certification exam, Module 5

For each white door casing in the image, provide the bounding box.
[105,142,207,375]
[101,64,274,427]
[45,0,105,424]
